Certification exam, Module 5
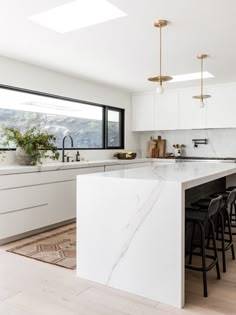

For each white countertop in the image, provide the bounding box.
[83,162,236,189]
[0,158,170,175]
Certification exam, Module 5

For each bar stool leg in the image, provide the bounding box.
[199,222,208,297]
[225,209,235,260]
[209,218,221,280]
[216,213,220,241]
[219,211,226,272]
[189,222,196,265]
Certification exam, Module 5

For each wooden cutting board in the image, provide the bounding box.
[156,136,166,158]
[146,138,156,158]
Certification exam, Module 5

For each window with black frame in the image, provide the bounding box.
[107,108,124,148]
[0,86,125,150]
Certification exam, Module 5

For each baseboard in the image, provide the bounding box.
[0,218,76,245]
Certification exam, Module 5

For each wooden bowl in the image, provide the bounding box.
[114,152,137,160]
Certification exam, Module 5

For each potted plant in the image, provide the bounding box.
[2,127,60,165]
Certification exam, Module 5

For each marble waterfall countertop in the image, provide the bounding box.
[0,158,173,175]
[76,162,236,308]
[83,162,236,189]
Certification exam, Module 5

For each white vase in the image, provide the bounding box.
[174,148,182,157]
[15,146,33,165]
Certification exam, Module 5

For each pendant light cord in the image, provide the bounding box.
[160,26,162,85]
[201,57,203,100]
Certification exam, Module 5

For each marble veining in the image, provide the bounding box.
[106,181,165,285]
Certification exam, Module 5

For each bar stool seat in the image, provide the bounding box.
[226,186,236,192]
[210,192,229,199]
[192,198,212,208]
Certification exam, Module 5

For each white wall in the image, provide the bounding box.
[0,56,138,164]
[139,129,236,158]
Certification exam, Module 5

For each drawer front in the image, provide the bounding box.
[0,185,48,215]
[0,180,76,239]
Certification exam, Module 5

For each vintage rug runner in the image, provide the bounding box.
[7,226,76,270]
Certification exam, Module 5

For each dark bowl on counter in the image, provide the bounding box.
[114,152,137,160]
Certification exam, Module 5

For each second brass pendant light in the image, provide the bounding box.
[148,20,172,94]
[192,54,211,108]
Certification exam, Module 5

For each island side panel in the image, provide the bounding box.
[77,176,184,308]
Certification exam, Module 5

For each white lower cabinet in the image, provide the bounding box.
[124,162,152,169]
[0,181,75,240]
[0,162,156,243]
[0,166,104,242]
[105,165,124,171]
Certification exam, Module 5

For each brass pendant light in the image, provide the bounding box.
[192,54,211,107]
[148,20,172,94]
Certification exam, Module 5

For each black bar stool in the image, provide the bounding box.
[192,189,236,272]
[216,186,236,230]
[185,196,222,297]
[225,187,236,231]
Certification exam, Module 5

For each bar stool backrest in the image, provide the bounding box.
[208,195,223,218]
[227,189,236,213]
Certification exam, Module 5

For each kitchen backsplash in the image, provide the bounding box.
[2,128,236,165]
[139,129,236,158]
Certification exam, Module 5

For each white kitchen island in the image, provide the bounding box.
[76,162,236,308]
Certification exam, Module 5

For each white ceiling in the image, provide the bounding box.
[0,0,236,92]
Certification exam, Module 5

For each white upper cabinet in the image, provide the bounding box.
[132,92,155,131]
[206,83,236,128]
[131,82,236,131]
[179,87,207,129]
[155,90,179,130]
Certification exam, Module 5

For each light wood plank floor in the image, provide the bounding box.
[0,225,236,315]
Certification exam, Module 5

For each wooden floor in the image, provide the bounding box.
[185,234,236,315]
[0,225,236,315]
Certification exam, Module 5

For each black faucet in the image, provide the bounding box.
[192,138,208,148]
[62,135,74,162]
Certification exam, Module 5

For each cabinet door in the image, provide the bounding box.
[179,87,207,129]
[132,93,155,131]
[207,83,236,128]
[0,181,75,240]
[155,90,179,130]
[124,162,152,170]
[105,165,124,172]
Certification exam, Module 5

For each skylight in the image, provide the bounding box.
[170,72,214,83]
[29,0,127,33]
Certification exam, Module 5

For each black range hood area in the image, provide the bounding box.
[176,157,236,162]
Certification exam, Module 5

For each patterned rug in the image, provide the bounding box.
[7,226,76,270]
